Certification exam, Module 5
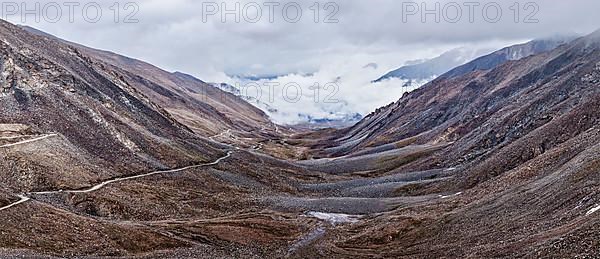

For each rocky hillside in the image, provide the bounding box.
[295,29,600,257]
[21,25,276,138]
[0,20,316,258]
[0,20,231,193]
[321,35,585,156]
[440,37,574,79]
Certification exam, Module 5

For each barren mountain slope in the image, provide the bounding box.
[0,19,440,255]
[0,20,354,258]
[318,31,597,158]
[289,30,600,257]
[0,20,232,192]
[21,25,276,138]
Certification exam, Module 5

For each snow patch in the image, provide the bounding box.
[439,192,462,199]
[307,211,361,225]
[586,204,600,216]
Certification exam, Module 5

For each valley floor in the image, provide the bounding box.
[0,129,466,258]
[2,126,598,259]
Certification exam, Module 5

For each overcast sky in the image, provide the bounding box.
[5,0,600,123]
[6,0,599,79]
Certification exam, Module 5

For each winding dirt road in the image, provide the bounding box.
[0,134,58,148]
[0,149,234,212]
[0,195,30,212]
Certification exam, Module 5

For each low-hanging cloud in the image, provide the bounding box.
[7,0,600,78]
[5,0,600,123]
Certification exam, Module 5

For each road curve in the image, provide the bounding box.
[0,195,30,212]
[33,150,234,195]
[0,150,234,212]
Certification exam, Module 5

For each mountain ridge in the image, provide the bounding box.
[373,47,489,83]
[19,24,275,137]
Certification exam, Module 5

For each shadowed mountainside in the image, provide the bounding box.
[440,37,575,80]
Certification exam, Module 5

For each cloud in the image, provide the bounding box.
[222,42,498,125]
[5,0,599,123]
[7,0,600,78]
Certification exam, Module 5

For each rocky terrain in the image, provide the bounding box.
[1,18,600,259]
[374,38,573,90]
[439,37,575,80]
[295,29,600,257]
[21,25,278,140]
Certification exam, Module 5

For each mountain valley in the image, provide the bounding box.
[0,19,599,259]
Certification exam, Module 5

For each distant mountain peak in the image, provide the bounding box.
[439,36,576,80]
[373,47,491,83]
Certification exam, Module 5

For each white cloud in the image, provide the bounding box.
[7,0,600,78]
[5,0,599,123]
[222,42,501,124]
